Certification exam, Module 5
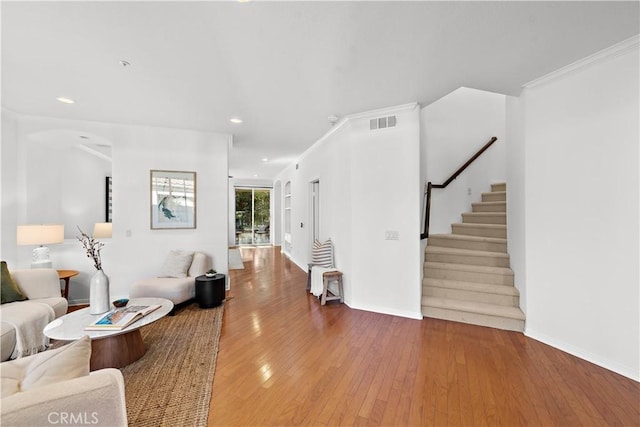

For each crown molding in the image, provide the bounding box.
[524,34,639,89]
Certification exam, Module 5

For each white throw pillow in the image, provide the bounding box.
[159,250,195,278]
[312,239,334,268]
[0,335,91,398]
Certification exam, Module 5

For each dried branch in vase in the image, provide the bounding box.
[77,226,104,271]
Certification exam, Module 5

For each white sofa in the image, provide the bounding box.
[129,251,209,305]
[1,336,128,426]
[1,269,68,362]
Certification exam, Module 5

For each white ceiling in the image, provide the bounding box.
[2,1,638,180]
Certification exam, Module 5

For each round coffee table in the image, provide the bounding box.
[44,297,173,371]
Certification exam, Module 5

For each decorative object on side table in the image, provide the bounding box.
[77,226,110,314]
[205,269,217,278]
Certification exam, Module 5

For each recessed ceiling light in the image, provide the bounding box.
[261,158,268,162]
[79,135,89,139]
[119,60,130,67]
[253,174,258,177]
[57,97,75,104]
[230,117,243,124]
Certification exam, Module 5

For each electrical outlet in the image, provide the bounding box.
[467,187,472,195]
[385,230,399,240]
[126,229,132,237]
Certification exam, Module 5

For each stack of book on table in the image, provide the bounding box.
[85,305,161,331]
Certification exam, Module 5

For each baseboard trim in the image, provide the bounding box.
[346,301,423,320]
[525,328,639,382]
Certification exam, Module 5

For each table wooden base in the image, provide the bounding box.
[90,329,146,371]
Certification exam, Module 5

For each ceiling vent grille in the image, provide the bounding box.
[370,115,397,131]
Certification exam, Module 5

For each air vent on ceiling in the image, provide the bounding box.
[370,115,397,131]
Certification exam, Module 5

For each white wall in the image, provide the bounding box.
[2,113,121,270]
[420,87,507,236]
[1,113,230,304]
[508,40,639,380]
[505,95,527,312]
[1,111,19,264]
[272,180,282,246]
[275,103,422,319]
[23,135,111,238]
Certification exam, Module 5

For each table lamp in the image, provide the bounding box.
[17,224,65,268]
[93,222,112,239]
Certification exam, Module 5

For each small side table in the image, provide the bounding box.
[57,270,79,299]
[195,274,226,308]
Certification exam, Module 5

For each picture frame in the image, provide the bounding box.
[150,170,196,229]
[105,176,113,223]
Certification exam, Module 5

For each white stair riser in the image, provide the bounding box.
[462,213,506,225]
[424,267,514,286]
[491,183,506,192]
[427,236,507,253]
[472,202,506,213]
[423,287,519,306]
[482,192,506,202]
[452,224,507,239]
[425,251,510,267]
[423,306,524,332]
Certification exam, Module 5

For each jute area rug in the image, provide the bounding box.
[121,302,224,427]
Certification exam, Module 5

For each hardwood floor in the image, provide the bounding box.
[209,247,640,426]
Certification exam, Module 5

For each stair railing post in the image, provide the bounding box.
[424,182,432,239]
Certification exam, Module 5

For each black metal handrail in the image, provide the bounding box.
[420,136,498,240]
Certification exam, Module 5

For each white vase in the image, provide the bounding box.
[89,269,110,314]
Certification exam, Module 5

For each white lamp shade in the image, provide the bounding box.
[93,222,113,238]
[17,224,64,246]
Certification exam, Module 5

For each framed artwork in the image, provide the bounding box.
[105,176,113,223]
[150,170,196,229]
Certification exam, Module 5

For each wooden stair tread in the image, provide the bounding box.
[425,261,514,276]
[452,223,506,230]
[472,201,506,206]
[425,246,510,258]
[423,278,520,296]
[423,297,525,320]
[462,212,506,216]
[428,234,507,244]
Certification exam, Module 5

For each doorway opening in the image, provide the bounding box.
[310,180,320,243]
[235,187,271,245]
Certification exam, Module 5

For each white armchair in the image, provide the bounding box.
[1,336,128,426]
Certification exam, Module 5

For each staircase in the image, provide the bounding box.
[422,182,525,332]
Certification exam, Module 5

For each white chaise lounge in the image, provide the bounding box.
[129,251,209,306]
